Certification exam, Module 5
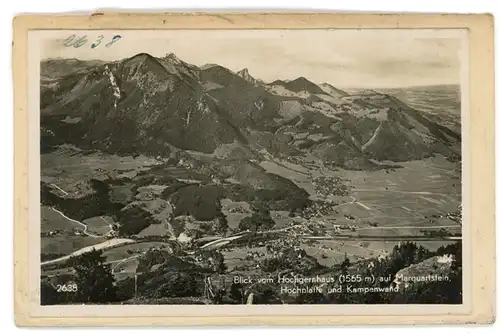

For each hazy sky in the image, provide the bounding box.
[39,29,466,88]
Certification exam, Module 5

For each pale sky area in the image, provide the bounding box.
[38,29,466,88]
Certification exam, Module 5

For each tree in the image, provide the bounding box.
[330,255,351,304]
[73,249,117,303]
[152,272,199,298]
[198,250,227,274]
[386,242,420,276]
[229,282,244,304]
[340,256,351,272]
[210,288,226,304]
[244,284,281,304]
[214,251,228,274]
[261,257,282,272]
[238,212,275,232]
[40,280,60,305]
[214,214,229,236]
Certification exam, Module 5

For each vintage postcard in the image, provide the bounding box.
[13,13,495,326]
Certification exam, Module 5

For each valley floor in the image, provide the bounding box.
[39,146,462,304]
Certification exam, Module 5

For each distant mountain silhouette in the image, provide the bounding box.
[273,76,326,95]
[41,58,106,78]
[319,83,349,98]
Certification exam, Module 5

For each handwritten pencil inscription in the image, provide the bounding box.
[63,34,122,48]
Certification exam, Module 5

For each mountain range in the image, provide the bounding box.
[40,52,461,170]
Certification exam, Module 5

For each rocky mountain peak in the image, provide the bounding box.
[163,52,182,64]
[237,68,260,86]
[238,68,250,76]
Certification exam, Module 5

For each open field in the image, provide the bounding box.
[41,145,160,194]
[41,205,84,234]
[221,199,253,230]
[260,159,317,197]
[42,266,75,278]
[112,258,141,281]
[303,239,458,267]
[42,204,114,238]
[253,153,461,266]
[102,241,171,262]
[41,235,106,258]
[334,156,461,230]
[41,238,135,266]
[82,215,114,235]
[259,153,460,230]
[222,246,269,272]
[136,223,170,237]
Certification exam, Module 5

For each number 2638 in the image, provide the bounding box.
[56,284,78,292]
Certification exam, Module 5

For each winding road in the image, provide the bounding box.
[49,207,112,238]
[50,183,68,196]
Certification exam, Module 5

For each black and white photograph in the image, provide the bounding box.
[38,29,464,306]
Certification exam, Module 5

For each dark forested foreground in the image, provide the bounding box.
[41,241,462,305]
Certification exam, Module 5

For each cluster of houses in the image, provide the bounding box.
[300,201,339,219]
[331,224,357,233]
[312,176,350,198]
[245,250,266,261]
[426,210,462,224]
[227,206,250,214]
[177,158,196,170]
[42,228,84,237]
[445,211,462,224]
[289,214,358,236]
